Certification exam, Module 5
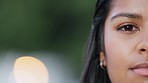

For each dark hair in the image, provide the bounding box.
[81,0,112,83]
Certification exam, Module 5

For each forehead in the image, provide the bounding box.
[108,0,148,18]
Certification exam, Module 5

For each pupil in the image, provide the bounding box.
[125,25,133,31]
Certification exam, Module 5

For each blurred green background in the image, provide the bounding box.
[0,0,96,80]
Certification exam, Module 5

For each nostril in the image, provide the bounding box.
[141,49,146,52]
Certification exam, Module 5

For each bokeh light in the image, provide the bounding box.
[14,56,49,83]
[0,0,96,82]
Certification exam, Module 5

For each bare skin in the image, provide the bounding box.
[100,0,148,83]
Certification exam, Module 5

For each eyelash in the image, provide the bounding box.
[117,23,140,33]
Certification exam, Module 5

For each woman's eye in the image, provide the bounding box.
[117,24,140,32]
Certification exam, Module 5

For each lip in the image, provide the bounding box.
[131,63,148,76]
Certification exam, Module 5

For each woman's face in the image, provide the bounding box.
[103,0,148,83]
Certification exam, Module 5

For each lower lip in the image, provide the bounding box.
[132,68,148,76]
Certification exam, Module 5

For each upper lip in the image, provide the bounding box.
[131,63,148,69]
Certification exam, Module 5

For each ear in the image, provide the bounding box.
[99,52,107,67]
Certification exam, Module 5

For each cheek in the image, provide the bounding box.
[104,34,132,82]
[105,36,129,68]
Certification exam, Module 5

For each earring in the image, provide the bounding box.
[100,62,105,69]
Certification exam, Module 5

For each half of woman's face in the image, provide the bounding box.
[103,0,148,83]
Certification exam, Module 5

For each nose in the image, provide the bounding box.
[137,39,148,55]
[136,24,148,56]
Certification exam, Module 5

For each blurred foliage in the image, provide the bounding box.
[0,0,96,78]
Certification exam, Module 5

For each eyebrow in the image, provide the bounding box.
[111,13,142,21]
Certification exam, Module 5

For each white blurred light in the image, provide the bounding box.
[13,56,49,83]
[0,51,78,83]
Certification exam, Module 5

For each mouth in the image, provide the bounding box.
[131,63,148,76]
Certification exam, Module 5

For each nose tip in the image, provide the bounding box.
[137,42,148,55]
